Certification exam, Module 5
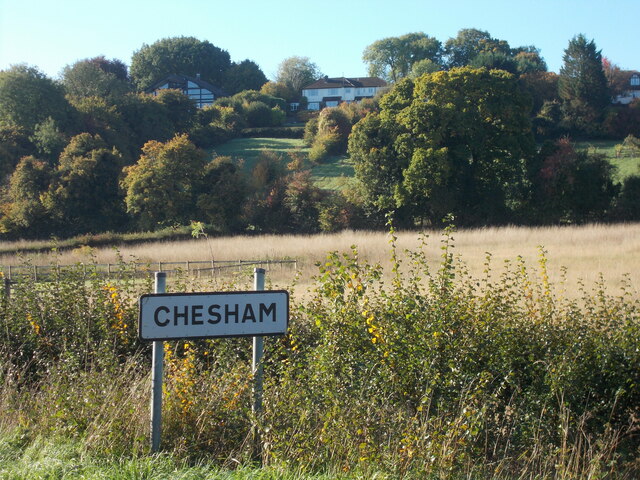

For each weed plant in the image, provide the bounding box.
[0,227,638,478]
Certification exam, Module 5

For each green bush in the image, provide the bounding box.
[308,132,342,163]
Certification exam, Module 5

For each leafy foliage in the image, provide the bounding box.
[61,57,130,100]
[276,56,322,93]
[350,68,535,226]
[531,138,618,223]
[559,34,610,135]
[362,32,443,83]
[122,134,207,230]
[43,133,127,235]
[130,36,231,91]
[222,59,268,96]
[0,65,75,133]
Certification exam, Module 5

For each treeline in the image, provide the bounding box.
[1,32,639,239]
[0,38,313,239]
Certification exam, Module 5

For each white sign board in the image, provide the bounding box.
[139,290,289,340]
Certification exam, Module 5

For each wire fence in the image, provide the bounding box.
[0,259,298,283]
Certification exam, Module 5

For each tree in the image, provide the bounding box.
[362,32,443,83]
[0,65,75,133]
[409,59,440,78]
[532,138,617,223]
[87,55,128,81]
[130,37,231,91]
[470,52,518,74]
[513,48,548,74]
[61,57,130,99]
[260,81,298,103]
[558,34,609,134]
[349,68,535,226]
[195,156,247,232]
[116,93,176,150]
[42,133,126,235]
[122,134,207,230]
[0,125,33,178]
[308,106,352,162]
[71,96,135,162]
[602,57,628,99]
[519,72,560,113]
[444,28,509,68]
[275,56,322,93]
[283,170,324,232]
[0,156,52,237]
[151,88,197,133]
[30,117,68,163]
[222,60,267,96]
[348,111,407,222]
[213,90,286,128]
[615,175,640,221]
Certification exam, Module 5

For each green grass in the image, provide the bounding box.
[309,155,355,191]
[210,138,309,174]
[575,140,640,182]
[210,138,356,192]
[0,434,383,479]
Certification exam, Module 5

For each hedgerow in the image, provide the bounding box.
[0,227,638,477]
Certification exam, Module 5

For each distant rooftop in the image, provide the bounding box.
[303,76,387,89]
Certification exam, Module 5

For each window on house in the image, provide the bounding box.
[345,88,351,93]
[329,88,339,95]
[308,90,318,97]
[631,75,640,86]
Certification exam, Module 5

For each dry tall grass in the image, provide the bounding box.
[1,223,639,297]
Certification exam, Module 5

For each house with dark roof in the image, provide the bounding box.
[146,74,226,108]
[613,71,640,105]
[301,77,387,110]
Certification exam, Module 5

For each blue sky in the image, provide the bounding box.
[0,0,637,80]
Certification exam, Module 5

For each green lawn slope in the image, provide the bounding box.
[209,138,355,191]
[575,140,640,182]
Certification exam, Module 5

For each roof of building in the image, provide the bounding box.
[146,74,226,97]
[302,76,387,90]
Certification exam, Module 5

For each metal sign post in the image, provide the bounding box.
[150,272,166,453]
[252,268,265,414]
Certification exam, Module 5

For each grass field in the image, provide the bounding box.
[3,223,639,300]
[575,139,640,182]
[211,138,310,174]
[308,154,355,190]
[211,137,355,191]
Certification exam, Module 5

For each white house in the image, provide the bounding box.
[302,77,387,111]
[146,74,226,108]
[613,71,640,105]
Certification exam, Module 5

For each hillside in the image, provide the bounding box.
[212,138,640,190]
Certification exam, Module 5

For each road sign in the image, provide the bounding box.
[139,290,289,341]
